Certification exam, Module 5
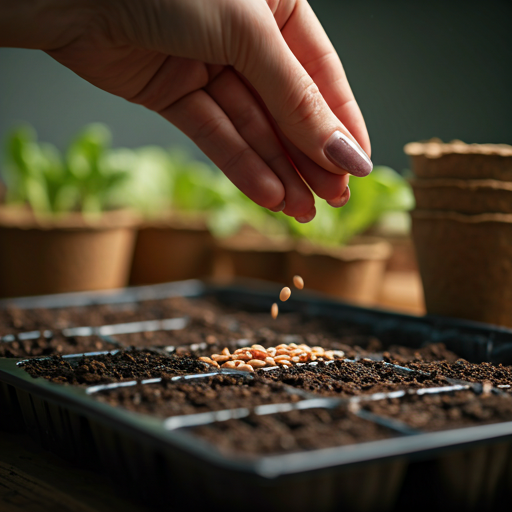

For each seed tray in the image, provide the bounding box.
[2,280,512,511]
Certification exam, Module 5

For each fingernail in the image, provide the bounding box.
[295,207,316,224]
[327,185,350,208]
[324,130,373,177]
[268,200,286,213]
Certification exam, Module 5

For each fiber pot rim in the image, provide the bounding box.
[411,210,512,224]
[0,206,140,231]
[404,139,512,159]
[295,237,392,262]
[410,178,512,192]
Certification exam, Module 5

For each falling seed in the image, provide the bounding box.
[279,287,291,302]
[293,275,304,289]
[271,303,279,319]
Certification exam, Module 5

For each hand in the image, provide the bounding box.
[2,0,372,222]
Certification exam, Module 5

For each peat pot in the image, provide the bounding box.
[411,210,512,328]
[404,139,512,180]
[213,232,294,284]
[411,178,512,215]
[0,207,138,298]
[129,215,214,285]
[287,237,392,306]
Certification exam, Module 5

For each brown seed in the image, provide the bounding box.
[249,349,268,360]
[275,355,291,361]
[221,361,237,369]
[279,287,291,302]
[199,357,214,365]
[293,275,304,289]
[221,347,231,356]
[271,303,279,319]
[251,344,266,352]
[248,359,266,368]
[232,360,245,367]
[211,354,230,363]
[237,364,254,372]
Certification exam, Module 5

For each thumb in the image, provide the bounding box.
[231,4,372,178]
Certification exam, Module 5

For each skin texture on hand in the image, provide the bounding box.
[1,0,372,222]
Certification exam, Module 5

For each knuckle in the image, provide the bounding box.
[285,80,323,128]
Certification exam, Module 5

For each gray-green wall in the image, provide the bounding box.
[1,0,511,172]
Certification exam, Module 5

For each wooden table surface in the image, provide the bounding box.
[0,430,153,512]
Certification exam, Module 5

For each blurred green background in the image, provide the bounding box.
[0,0,511,172]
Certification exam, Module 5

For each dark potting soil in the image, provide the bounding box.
[190,407,397,455]
[95,374,303,417]
[363,390,512,431]
[20,350,208,385]
[257,359,450,397]
[0,335,119,358]
[396,359,512,390]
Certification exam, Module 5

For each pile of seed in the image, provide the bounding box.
[199,343,344,372]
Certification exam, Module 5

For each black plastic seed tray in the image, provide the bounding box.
[2,280,512,511]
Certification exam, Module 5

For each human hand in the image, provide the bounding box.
[2,0,372,222]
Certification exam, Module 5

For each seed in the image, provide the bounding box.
[232,360,245,367]
[279,287,291,302]
[288,343,298,349]
[276,349,291,356]
[275,355,291,361]
[199,357,214,365]
[211,354,230,363]
[251,344,266,352]
[293,275,304,289]
[280,361,292,367]
[221,361,237,369]
[248,359,266,368]
[236,352,251,361]
[291,349,304,356]
[265,357,276,366]
[237,364,254,372]
[271,303,279,319]
[267,347,277,357]
[291,356,300,363]
[249,349,268,360]
[221,347,231,356]
[299,353,309,362]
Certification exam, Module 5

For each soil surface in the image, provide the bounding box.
[364,390,512,430]
[20,350,208,385]
[1,295,462,362]
[258,359,450,396]
[190,407,397,455]
[0,335,119,358]
[395,359,512,389]
[95,374,303,417]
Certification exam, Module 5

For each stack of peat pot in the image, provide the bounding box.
[405,139,512,327]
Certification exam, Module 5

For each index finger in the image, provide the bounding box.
[273,0,371,157]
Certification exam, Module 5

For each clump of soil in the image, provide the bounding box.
[364,390,512,430]
[21,350,208,385]
[397,359,512,389]
[0,335,118,358]
[190,407,397,455]
[95,374,302,417]
[258,359,450,396]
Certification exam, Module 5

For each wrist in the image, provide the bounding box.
[0,0,97,50]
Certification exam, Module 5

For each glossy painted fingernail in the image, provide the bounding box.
[327,185,350,208]
[295,207,316,224]
[268,200,286,213]
[324,130,373,177]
